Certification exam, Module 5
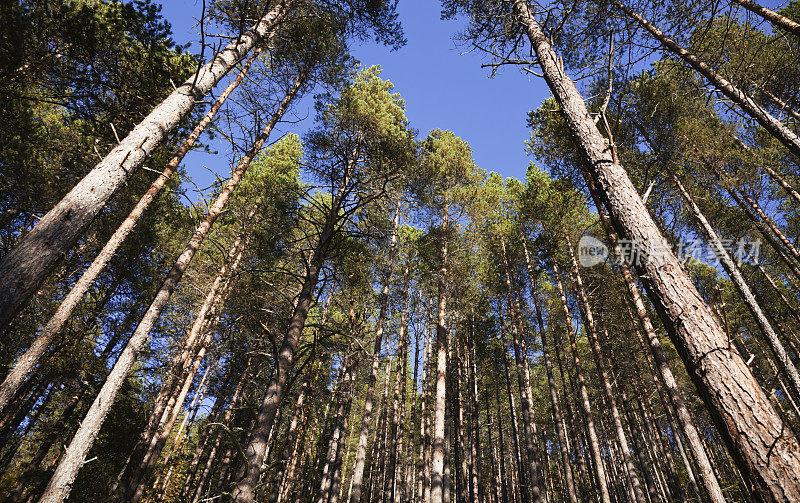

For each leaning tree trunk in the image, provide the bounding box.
[584,170,725,503]
[565,238,647,503]
[669,169,800,403]
[0,1,292,331]
[348,211,400,503]
[550,260,611,503]
[512,1,800,500]
[0,51,260,414]
[114,208,254,502]
[607,0,800,161]
[523,242,578,503]
[36,75,303,503]
[730,0,800,38]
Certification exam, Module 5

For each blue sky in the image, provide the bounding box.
[158,0,552,195]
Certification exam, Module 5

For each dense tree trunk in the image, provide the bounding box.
[348,211,399,503]
[0,51,260,414]
[0,2,292,331]
[113,207,254,501]
[499,239,544,503]
[36,74,303,503]
[523,242,578,503]
[670,169,800,402]
[565,237,647,503]
[512,2,800,500]
[550,260,611,503]
[584,172,725,502]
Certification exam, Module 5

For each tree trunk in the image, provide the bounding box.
[608,0,800,160]
[523,242,578,503]
[0,51,260,414]
[730,0,800,38]
[499,239,544,503]
[584,171,724,502]
[512,2,800,499]
[550,260,611,503]
[36,74,303,503]
[348,211,400,503]
[114,208,253,501]
[431,234,449,503]
[565,238,647,503]
[670,169,800,403]
[0,2,291,331]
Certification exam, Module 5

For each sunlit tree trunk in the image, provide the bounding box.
[0,51,260,414]
[0,2,291,331]
[512,2,800,499]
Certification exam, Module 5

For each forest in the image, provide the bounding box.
[1,0,800,502]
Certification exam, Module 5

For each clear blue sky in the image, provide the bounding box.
[159,0,551,195]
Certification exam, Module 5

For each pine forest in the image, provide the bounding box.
[2,0,800,501]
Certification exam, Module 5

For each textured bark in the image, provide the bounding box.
[670,169,800,403]
[584,173,724,502]
[608,0,800,160]
[348,212,400,503]
[730,0,800,38]
[550,261,610,503]
[565,238,646,503]
[513,1,800,500]
[37,75,302,503]
[0,2,291,330]
[0,52,259,414]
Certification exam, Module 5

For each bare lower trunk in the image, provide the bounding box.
[499,239,543,503]
[37,75,302,503]
[513,2,800,499]
[348,213,400,503]
[0,52,259,414]
[550,261,610,503]
[431,238,449,503]
[0,2,291,330]
[523,243,578,503]
[566,237,647,503]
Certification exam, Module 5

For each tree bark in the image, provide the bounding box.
[512,2,800,500]
[730,0,800,38]
[0,2,291,331]
[0,51,260,414]
[36,73,303,503]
